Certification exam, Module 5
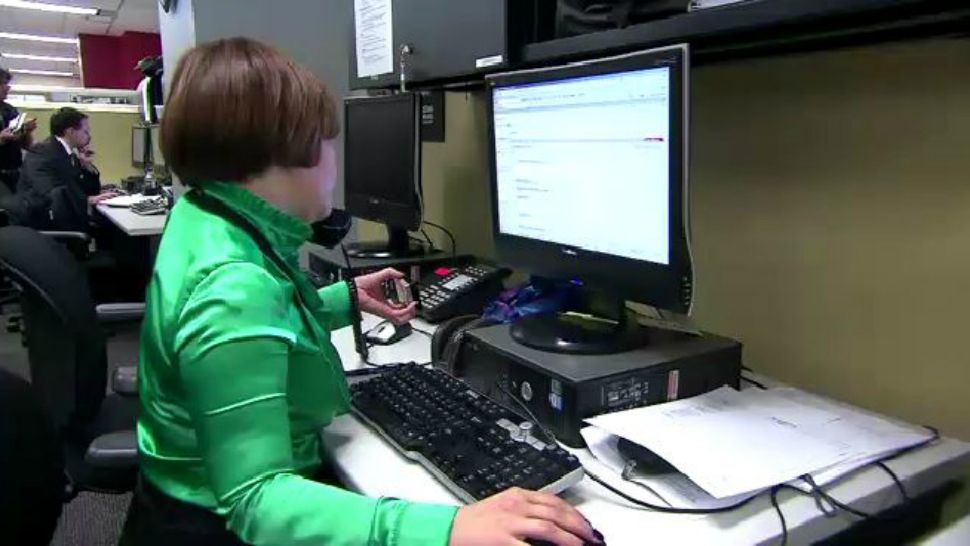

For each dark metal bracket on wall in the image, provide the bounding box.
[419,90,445,142]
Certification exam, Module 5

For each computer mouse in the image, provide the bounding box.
[616,437,677,475]
[365,321,412,346]
[526,526,605,546]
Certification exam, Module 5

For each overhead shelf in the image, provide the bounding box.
[520,0,970,66]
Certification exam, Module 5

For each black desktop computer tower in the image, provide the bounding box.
[454,323,742,448]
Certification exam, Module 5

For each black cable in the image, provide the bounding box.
[798,475,839,518]
[583,467,758,514]
[348,359,404,374]
[800,475,872,519]
[339,242,354,273]
[741,375,768,390]
[411,326,434,338]
[346,360,431,377]
[423,221,456,258]
[875,461,910,502]
[409,235,430,249]
[419,228,436,251]
[770,486,788,546]
[790,425,938,522]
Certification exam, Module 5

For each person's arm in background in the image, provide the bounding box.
[0,117,35,149]
[0,128,17,146]
[75,148,102,198]
[177,262,457,546]
[19,118,36,149]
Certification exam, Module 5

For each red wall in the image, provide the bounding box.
[79,32,161,89]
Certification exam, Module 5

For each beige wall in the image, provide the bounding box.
[19,106,143,184]
[689,38,970,443]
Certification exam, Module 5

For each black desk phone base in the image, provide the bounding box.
[417,263,509,323]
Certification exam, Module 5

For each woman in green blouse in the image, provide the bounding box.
[119,38,598,546]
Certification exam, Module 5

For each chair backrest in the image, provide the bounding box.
[0,168,18,195]
[0,226,107,433]
[0,367,65,545]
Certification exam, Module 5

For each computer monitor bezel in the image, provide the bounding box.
[343,93,423,232]
[486,44,691,313]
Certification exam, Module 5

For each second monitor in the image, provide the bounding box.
[343,93,428,259]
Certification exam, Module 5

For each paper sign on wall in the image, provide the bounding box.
[354,0,394,78]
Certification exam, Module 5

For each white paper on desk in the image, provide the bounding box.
[354,0,394,78]
[689,0,755,10]
[581,426,758,510]
[766,388,934,492]
[586,386,861,499]
[100,194,146,208]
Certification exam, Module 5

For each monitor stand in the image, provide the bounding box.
[510,293,688,355]
[344,225,429,260]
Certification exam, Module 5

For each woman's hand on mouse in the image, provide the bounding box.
[449,487,601,546]
[353,268,416,324]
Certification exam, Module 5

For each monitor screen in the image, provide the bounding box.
[344,94,420,229]
[492,67,671,265]
[487,45,690,312]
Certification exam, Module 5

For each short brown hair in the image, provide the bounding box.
[161,37,339,186]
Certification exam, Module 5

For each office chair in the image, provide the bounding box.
[0,367,66,545]
[0,226,140,495]
[0,207,20,318]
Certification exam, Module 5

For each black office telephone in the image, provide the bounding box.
[418,263,509,323]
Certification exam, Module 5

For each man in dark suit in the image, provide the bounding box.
[16,108,142,302]
[17,107,115,231]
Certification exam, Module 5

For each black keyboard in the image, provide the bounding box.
[350,364,584,503]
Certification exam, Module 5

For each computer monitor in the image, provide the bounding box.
[486,44,691,354]
[343,93,425,259]
[131,125,164,169]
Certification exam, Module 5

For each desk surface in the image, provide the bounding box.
[324,315,970,546]
[96,204,166,236]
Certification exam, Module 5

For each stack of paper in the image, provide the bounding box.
[581,426,757,509]
[100,194,148,208]
[689,0,759,10]
[585,386,932,500]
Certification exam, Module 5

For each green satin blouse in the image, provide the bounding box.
[136,181,457,545]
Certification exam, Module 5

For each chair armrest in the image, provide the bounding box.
[40,230,91,259]
[96,302,145,324]
[111,366,138,396]
[85,430,138,469]
[38,230,90,243]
